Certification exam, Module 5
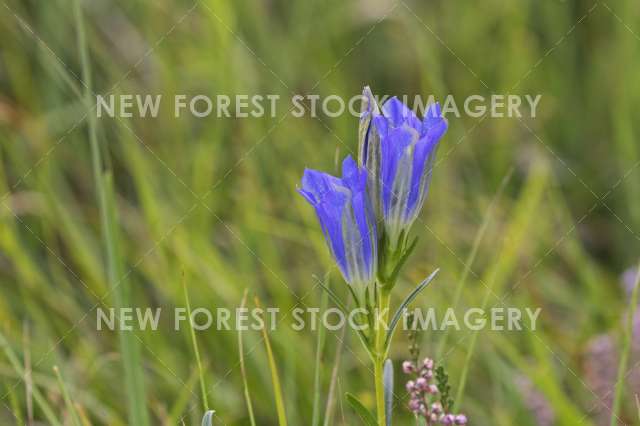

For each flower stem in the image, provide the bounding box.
[374,288,391,426]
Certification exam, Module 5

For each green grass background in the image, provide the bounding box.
[1,0,639,424]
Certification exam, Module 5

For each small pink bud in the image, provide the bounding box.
[428,384,439,394]
[406,380,415,392]
[422,369,433,379]
[408,398,420,412]
[416,377,428,390]
[402,361,416,374]
[431,402,443,415]
[423,357,434,369]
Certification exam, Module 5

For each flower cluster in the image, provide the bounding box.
[299,86,447,297]
[403,358,467,425]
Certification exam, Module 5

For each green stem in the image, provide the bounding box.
[374,289,391,426]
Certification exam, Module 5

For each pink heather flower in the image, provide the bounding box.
[416,377,428,390]
[423,357,434,369]
[441,414,455,425]
[422,369,434,379]
[403,360,416,374]
[402,354,469,424]
[455,414,468,425]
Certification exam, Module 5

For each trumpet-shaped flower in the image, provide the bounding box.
[360,91,447,249]
[298,156,377,301]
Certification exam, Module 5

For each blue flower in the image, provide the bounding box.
[299,156,377,298]
[362,94,447,249]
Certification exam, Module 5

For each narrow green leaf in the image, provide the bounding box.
[345,393,377,426]
[384,269,440,350]
[388,237,419,285]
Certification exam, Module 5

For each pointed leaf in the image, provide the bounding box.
[346,393,377,426]
[384,269,440,350]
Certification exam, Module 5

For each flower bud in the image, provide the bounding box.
[416,377,428,391]
[423,357,434,369]
[402,360,416,374]
[406,380,416,392]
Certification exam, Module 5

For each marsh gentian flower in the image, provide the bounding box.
[359,89,447,250]
[299,156,377,302]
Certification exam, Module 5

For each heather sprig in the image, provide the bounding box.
[403,358,467,425]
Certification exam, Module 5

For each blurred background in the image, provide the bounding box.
[1,0,639,424]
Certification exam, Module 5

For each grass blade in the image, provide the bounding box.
[436,168,512,359]
[345,392,376,426]
[53,366,82,426]
[311,288,328,426]
[0,331,62,426]
[239,289,256,426]
[255,297,288,426]
[183,272,209,412]
[73,0,148,423]
[323,319,348,426]
[6,383,23,426]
